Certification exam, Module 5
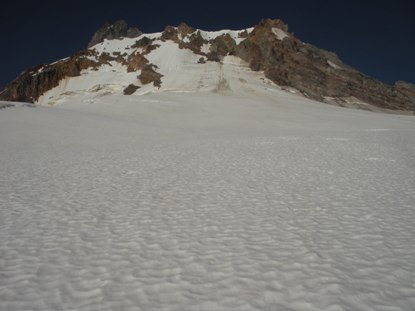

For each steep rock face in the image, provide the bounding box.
[88,20,142,48]
[161,23,208,54]
[138,65,163,87]
[394,81,415,106]
[235,19,415,111]
[207,34,237,61]
[0,50,101,103]
[123,84,140,95]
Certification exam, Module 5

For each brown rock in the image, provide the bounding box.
[161,26,178,41]
[178,31,207,54]
[209,34,236,57]
[177,22,196,37]
[162,23,207,55]
[235,19,415,111]
[131,36,153,49]
[0,50,100,103]
[138,65,163,87]
[127,52,149,72]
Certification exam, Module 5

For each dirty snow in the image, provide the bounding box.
[272,27,288,40]
[1,89,415,311]
[327,60,340,69]
[36,62,139,105]
[199,29,251,45]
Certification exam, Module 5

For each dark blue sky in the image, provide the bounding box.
[1,0,414,88]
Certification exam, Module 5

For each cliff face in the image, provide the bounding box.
[0,19,414,112]
[87,20,142,48]
[233,19,415,111]
[0,50,100,103]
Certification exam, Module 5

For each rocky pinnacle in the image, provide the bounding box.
[87,20,142,48]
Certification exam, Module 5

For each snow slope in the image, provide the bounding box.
[1,91,415,311]
[36,28,293,106]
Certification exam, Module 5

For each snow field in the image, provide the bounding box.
[36,28,284,105]
[1,92,415,310]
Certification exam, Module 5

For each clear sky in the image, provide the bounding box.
[0,0,413,88]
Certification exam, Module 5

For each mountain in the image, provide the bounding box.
[1,19,414,112]
[2,19,415,311]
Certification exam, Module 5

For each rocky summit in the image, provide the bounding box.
[88,20,142,48]
[1,19,414,113]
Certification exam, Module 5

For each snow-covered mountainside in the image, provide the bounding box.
[1,19,415,112]
[1,18,415,311]
[1,91,415,310]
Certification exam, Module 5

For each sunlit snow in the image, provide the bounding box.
[1,90,415,311]
[271,27,288,40]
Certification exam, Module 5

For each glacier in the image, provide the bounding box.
[1,90,415,310]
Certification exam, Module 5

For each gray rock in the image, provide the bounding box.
[88,20,142,48]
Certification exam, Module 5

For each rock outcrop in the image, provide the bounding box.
[394,81,415,106]
[0,50,101,103]
[138,65,163,87]
[234,19,415,111]
[123,84,140,95]
[88,20,142,48]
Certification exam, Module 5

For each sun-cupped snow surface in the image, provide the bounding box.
[1,91,415,311]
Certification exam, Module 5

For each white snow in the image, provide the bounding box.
[48,57,70,66]
[36,62,139,105]
[90,32,163,54]
[1,89,415,311]
[199,28,251,44]
[200,42,211,54]
[92,37,138,55]
[38,32,272,102]
[132,40,278,95]
[327,60,340,69]
[272,27,288,40]
[2,24,415,311]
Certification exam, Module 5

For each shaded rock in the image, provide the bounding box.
[209,34,236,57]
[394,81,415,100]
[235,18,415,111]
[178,31,207,54]
[206,51,221,62]
[161,23,207,54]
[123,84,140,95]
[161,25,178,41]
[88,20,142,48]
[177,22,196,37]
[131,36,153,49]
[130,37,160,55]
[127,52,149,72]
